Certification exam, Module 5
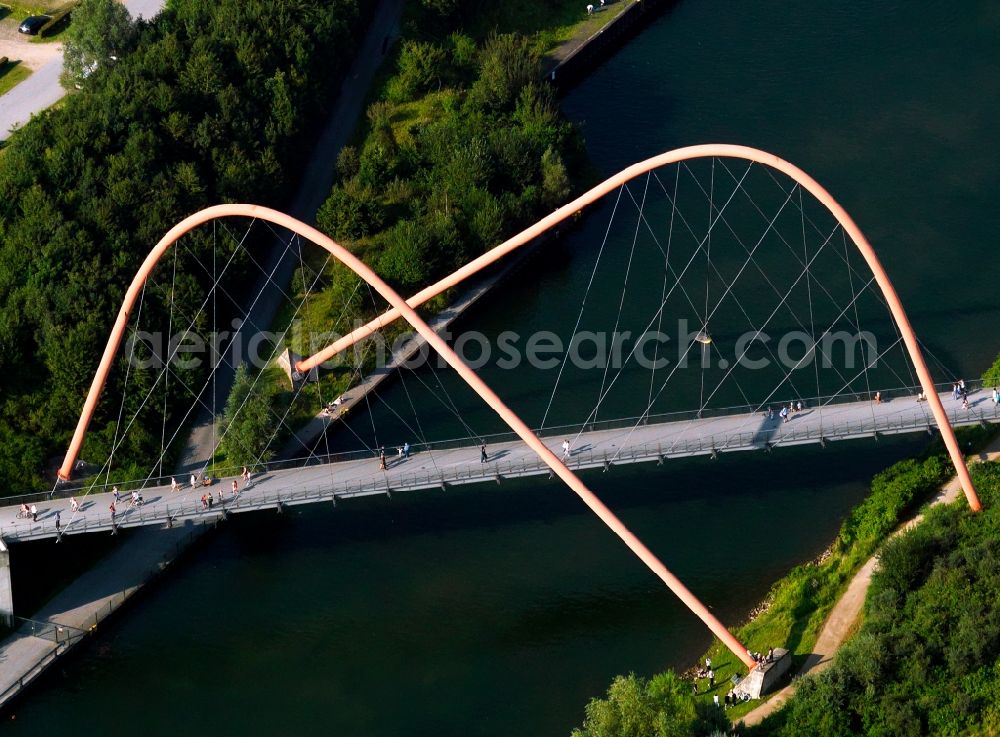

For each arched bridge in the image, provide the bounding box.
[0,144,989,674]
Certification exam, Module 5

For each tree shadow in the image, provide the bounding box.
[0,59,23,80]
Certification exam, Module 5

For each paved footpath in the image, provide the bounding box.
[0,520,216,707]
[740,434,1000,726]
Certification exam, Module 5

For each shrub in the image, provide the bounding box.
[390,40,448,102]
[375,219,434,289]
[316,179,385,242]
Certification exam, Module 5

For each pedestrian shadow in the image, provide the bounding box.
[788,410,815,421]
[571,444,594,455]
[80,501,97,512]
[490,450,511,461]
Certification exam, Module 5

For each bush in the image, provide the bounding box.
[375,219,435,289]
[317,180,385,242]
[472,32,538,111]
[982,353,1000,389]
[390,40,448,102]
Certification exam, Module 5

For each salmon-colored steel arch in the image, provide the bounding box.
[296,143,983,512]
[58,203,757,671]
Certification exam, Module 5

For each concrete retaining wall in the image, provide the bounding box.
[549,0,682,94]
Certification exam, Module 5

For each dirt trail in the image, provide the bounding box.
[741,439,1000,727]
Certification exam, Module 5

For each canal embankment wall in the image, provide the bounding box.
[548,0,681,94]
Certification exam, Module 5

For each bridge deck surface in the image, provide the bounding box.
[2,389,995,542]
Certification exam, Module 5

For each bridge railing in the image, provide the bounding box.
[12,616,88,645]
[3,393,998,541]
[2,380,988,510]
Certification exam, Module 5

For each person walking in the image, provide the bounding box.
[231,479,239,497]
[873,391,881,404]
[780,405,789,423]
[379,448,386,471]
[55,511,61,532]
[190,474,198,489]
[170,477,179,493]
[561,439,571,460]
[112,486,120,503]
[109,501,116,519]
[70,497,79,514]
[30,503,37,522]
[241,466,250,484]
[403,441,410,459]
[708,669,714,689]
[480,444,488,463]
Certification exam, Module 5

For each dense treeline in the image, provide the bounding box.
[755,460,1000,736]
[0,0,369,492]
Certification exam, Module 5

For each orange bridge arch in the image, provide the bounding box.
[57,145,982,672]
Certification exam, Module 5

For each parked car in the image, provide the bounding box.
[18,15,50,35]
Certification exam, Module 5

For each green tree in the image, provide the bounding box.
[61,0,134,89]
[572,672,719,737]
[217,364,278,468]
[540,145,570,210]
[472,33,537,111]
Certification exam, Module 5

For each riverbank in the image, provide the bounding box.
[695,428,994,723]
[739,431,1000,726]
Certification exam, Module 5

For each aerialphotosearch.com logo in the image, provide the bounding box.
[125,319,880,374]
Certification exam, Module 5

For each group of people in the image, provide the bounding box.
[15,466,254,533]
[768,401,804,423]
[951,380,972,409]
[169,466,251,494]
[749,646,775,664]
[378,443,413,471]
[322,396,346,417]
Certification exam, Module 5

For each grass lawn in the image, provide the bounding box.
[1,1,68,18]
[0,58,31,95]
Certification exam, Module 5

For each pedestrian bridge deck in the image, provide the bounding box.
[3,388,996,542]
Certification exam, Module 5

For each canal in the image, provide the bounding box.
[4,1,999,734]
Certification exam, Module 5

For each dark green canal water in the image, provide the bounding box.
[5,1,1000,734]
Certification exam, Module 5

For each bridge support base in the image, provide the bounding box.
[0,539,12,626]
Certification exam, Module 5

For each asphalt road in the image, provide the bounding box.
[0,0,165,139]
